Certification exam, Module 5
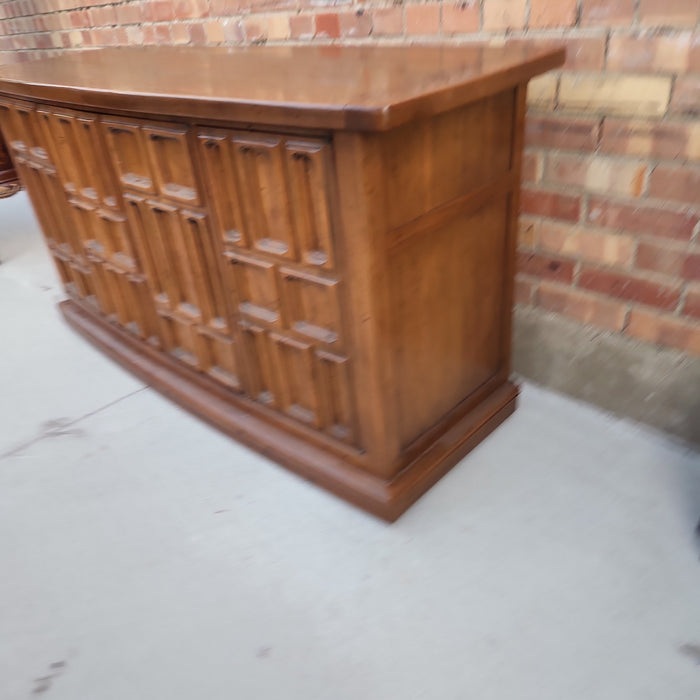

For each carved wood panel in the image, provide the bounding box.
[0,100,358,446]
[117,172,241,389]
[196,126,358,445]
[196,129,337,271]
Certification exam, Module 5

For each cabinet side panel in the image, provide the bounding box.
[381,90,514,230]
[382,91,518,449]
[390,199,509,446]
[333,132,402,475]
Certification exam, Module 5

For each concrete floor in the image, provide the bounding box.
[1,191,700,700]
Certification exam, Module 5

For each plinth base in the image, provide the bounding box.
[61,299,518,522]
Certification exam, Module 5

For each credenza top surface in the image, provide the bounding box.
[0,44,564,130]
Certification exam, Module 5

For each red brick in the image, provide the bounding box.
[538,221,636,268]
[518,217,537,247]
[639,0,699,27]
[115,3,142,24]
[173,0,209,19]
[683,285,700,320]
[521,187,582,222]
[339,10,371,38]
[154,24,172,43]
[635,240,686,276]
[529,0,577,28]
[125,26,143,44]
[522,151,542,182]
[141,25,157,45]
[626,308,700,354]
[684,252,700,281]
[406,3,440,35]
[314,13,340,38]
[587,196,698,241]
[220,17,244,41]
[670,77,700,116]
[88,5,116,26]
[43,15,62,32]
[563,36,606,71]
[61,30,75,48]
[514,275,537,305]
[171,22,190,44]
[525,114,599,151]
[442,2,479,35]
[67,10,87,28]
[581,0,635,26]
[648,165,700,205]
[600,118,700,162]
[578,266,681,310]
[243,16,266,42]
[517,251,575,283]
[210,0,250,14]
[372,7,402,35]
[483,0,527,31]
[607,32,692,73]
[558,73,672,117]
[544,154,646,198]
[265,14,289,40]
[142,0,175,23]
[690,34,700,72]
[35,32,52,49]
[289,14,314,39]
[187,21,207,44]
[537,282,628,331]
[136,25,158,46]
[204,19,225,42]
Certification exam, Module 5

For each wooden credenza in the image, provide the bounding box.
[0,45,563,520]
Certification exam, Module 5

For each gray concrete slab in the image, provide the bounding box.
[0,192,144,456]
[1,193,699,700]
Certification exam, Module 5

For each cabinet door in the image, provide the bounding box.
[283,138,336,270]
[196,129,337,272]
[232,133,297,259]
[38,108,119,207]
[195,125,358,444]
[102,117,156,193]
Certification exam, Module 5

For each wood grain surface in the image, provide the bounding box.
[0,44,565,130]
[0,44,564,519]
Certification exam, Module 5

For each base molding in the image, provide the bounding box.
[61,299,518,521]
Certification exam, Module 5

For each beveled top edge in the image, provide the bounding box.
[0,44,565,130]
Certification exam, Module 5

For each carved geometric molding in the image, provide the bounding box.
[102,118,156,194]
[232,132,298,260]
[0,97,357,446]
[279,266,343,347]
[284,138,335,269]
[227,250,281,326]
[196,129,336,270]
[269,332,320,426]
[143,124,200,205]
[315,349,356,444]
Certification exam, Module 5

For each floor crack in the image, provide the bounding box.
[0,386,148,461]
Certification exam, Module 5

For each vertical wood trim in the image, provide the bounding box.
[499,83,527,376]
[333,131,400,476]
[186,127,251,389]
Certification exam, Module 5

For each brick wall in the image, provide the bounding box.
[1,0,699,355]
